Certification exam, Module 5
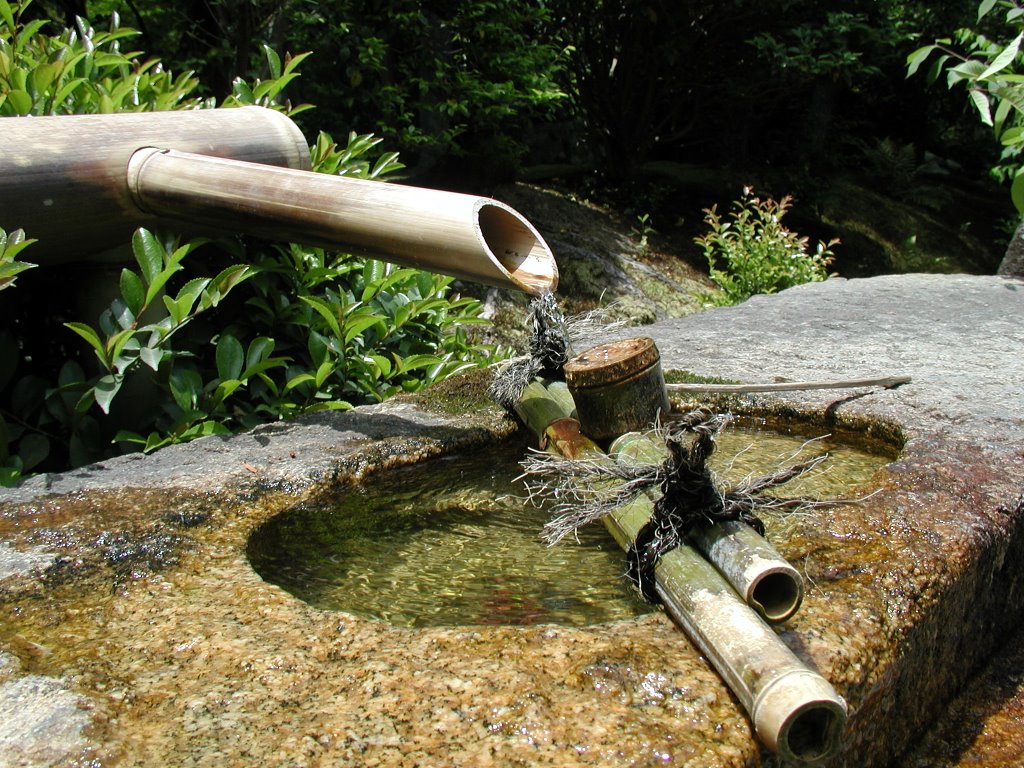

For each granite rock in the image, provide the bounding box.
[0,274,1022,768]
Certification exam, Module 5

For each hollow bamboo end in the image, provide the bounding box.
[477,201,558,296]
[754,670,847,764]
[749,565,804,624]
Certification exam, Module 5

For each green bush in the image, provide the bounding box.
[0,0,503,485]
[695,187,837,306]
[907,0,1024,213]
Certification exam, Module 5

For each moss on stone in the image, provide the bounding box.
[413,367,508,420]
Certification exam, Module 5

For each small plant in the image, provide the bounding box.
[633,212,655,252]
[695,187,837,306]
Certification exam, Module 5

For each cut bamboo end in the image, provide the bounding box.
[609,431,805,624]
[565,337,669,441]
[476,201,558,296]
[689,520,804,624]
[753,670,848,763]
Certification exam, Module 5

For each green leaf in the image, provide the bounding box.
[0,466,21,487]
[140,345,163,371]
[299,295,343,338]
[361,259,387,299]
[302,401,353,413]
[216,333,244,381]
[0,1,16,31]
[344,314,385,343]
[980,33,1023,80]
[239,356,288,380]
[212,379,243,405]
[315,360,335,387]
[263,44,282,80]
[119,268,146,315]
[64,322,109,365]
[947,59,987,88]
[145,262,186,306]
[177,420,231,441]
[969,88,993,126]
[201,264,255,309]
[113,430,147,447]
[93,374,123,414]
[1011,170,1024,213]
[6,89,32,115]
[905,45,937,78]
[992,83,1024,117]
[15,433,48,472]
[246,336,275,368]
[979,0,999,21]
[398,354,443,373]
[105,328,136,365]
[132,228,165,284]
[282,51,312,77]
[283,372,317,393]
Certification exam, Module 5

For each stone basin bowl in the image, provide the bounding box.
[1,274,1022,767]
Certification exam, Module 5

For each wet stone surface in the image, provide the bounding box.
[0,274,1022,767]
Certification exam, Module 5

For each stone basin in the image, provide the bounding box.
[1,273,1023,767]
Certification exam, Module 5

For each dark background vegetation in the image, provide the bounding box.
[24,0,1020,272]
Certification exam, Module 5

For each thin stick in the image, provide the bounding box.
[667,375,911,394]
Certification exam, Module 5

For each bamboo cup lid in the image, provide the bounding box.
[564,337,661,388]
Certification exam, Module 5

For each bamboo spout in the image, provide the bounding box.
[126,147,556,295]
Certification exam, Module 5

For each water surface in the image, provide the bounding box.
[248,423,890,627]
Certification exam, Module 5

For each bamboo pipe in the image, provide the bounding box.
[513,381,847,763]
[0,107,558,294]
[608,431,804,624]
[127,147,555,295]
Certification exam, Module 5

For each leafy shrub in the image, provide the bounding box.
[907,0,1024,212]
[0,0,503,485]
[695,187,837,306]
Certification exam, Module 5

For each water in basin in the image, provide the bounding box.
[248,423,891,627]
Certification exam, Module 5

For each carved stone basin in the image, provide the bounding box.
[0,274,1021,768]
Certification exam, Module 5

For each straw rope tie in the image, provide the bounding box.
[627,409,765,602]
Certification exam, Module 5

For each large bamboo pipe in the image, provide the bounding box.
[127,148,555,295]
[514,380,847,763]
[0,107,557,295]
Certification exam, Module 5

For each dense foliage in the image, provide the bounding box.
[0,0,500,485]
[24,0,987,187]
[908,0,1024,211]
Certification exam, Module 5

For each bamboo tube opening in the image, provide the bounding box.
[786,706,843,762]
[477,202,558,296]
[754,672,847,762]
[750,569,804,624]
